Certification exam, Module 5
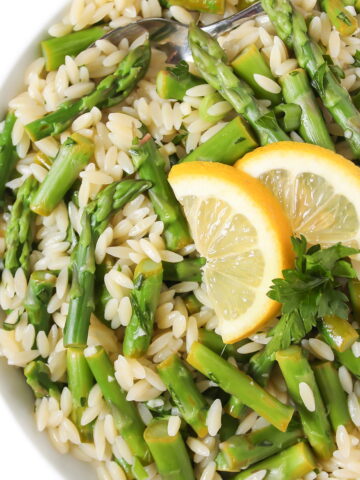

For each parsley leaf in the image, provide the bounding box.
[265,235,358,355]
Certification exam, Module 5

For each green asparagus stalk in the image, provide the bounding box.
[224,395,248,420]
[276,346,335,459]
[130,135,192,251]
[216,420,303,472]
[273,103,302,132]
[261,0,294,48]
[25,43,151,141]
[163,257,205,283]
[320,0,357,36]
[85,345,151,464]
[279,69,335,150]
[180,117,257,164]
[156,62,203,101]
[199,92,230,123]
[94,257,114,325]
[188,25,290,145]
[166,0,224,12]
[64,179,151,347]
[348,278,360,321]
[41,26,107,71]
[233,442,316,480]
[24,360,60,400]
[333,342,360,377]
[183,292,202,314]
[123,259,163,358]
[4,175,38,277]
[0,112,18,201]
[231,44,282,105]
[218,413,239,442]
[157,354,209,437]
[318,315,359,352]
[24,271,56,335]
[313,361,352,431]
[248,349,275,386]
[31,133,94,216]
[144,419,195,480]
[352,89,360,109]
[187,342,294,432]
[67,347,94,442]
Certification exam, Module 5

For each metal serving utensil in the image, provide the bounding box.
[97,1,263,64]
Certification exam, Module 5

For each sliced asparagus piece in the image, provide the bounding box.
[273,103,302,132]
[180,117,257,164]
[188,25,290,145]
[348,278,360,321]
[41,27,107,71]
[216,420,303,471]
[163,257,205,283]
[157,354,208,437]
[276,346,335,459]
[187,342,294,432]
[156,62,203,101]
[279,68,334,149]
[24,360,60,400]
[130,135,192,251]
[123,259,163,358]
[85,345,151,464]
[233,442,316,480]
[25,43,151,141]
[4,175,38,277]
[199,92,230,123]
[67,347,94,442]
[320,0,357,36]
[333,342,360,378]
[144,419,195,480]
[0,112,18,201]
[166,0,224,13]
[31,133,94,216]
[231,44,282,105]
[314,361,352,431]
[318,315,359,352]
[183,292,202,314]
[24,271,56,335]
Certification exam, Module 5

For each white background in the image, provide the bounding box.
[0,2,96,479]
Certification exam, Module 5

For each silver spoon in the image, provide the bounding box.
[99,1,263,64]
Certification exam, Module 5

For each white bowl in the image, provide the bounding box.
[0,2,97,478]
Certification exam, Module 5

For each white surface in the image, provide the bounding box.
[0,1,96,479]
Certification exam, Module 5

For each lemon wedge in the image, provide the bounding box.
[236,142,360,250]
[168,162,294,343]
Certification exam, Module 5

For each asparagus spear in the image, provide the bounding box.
[94,257,114,325]
[24,360,60,400]
[25,43,151,141]
[183,292,202,314]
[188,25,290,145]
[156,62,203,101]
[64,180,151,347]
[348,278,360,321]
[216,420,303,472]
[166,0,224,12]
[318,315,359,352]
[85,345,151,464]
[233,442,316,480]
[0,112,18,201]
[279,69,334,150]
[261,0,360,157]
[123,259,163,358]
[144,419,195,480]
[130,135,192,251]
[313,361,352,431]
[163,257,205,283]
[4,175,38,277]
[31,133,94,216]
[276,346,335,459]
[187,342,294,432]
[157,354,209,437]
[224,395,248,420]
[231,44,282,105]
[218,413,239,442]
[180,117,257,164]
[67,347,94,442]
[24,271,56,335]
[199,92,230,123]
[197,328,246,362]
[41,26,106,71]
[333,342,360,377]
[320,0,357,36]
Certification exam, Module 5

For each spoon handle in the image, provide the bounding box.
[202,1,263,37]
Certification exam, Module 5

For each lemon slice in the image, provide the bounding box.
[236,142,360,250]
[168,162,293,343]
